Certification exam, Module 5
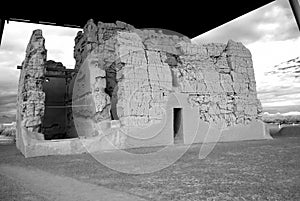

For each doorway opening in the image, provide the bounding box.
[42,76,67,140]
[173,108,183,144]
[41,61,78,140]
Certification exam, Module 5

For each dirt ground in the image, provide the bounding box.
[0,165,145,201]
[0,136,299,201]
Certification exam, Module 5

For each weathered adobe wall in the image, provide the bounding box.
[72,19,191,139]
[172,40,263,127]
[114,31,174,129]
[73,19,262,137]
[17,30,74,141]
[17,30,47,133]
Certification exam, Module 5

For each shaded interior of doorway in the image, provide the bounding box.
[173,108,183,144]
[41,77,67,140]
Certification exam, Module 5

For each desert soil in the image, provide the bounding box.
[0,135,299,201]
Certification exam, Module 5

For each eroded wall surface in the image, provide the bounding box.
[72,20,191,141]
[73,20,262,138]
[173,40,262,127]
[17,30,46,133]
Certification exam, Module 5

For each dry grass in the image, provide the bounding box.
[0,127,16,137]
[0,136,299,200]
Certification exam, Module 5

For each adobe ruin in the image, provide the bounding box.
[16,20,271,157]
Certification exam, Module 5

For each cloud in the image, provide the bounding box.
[0,41,25,53]
[263,105,300,114]
[0,77,18,116]
[46,28,81,37]
[192,0,298,45]
[257,58,300,110]
[0,94,17,106]
[266,57,300,78]
[0,48,21,103]
[0,80,18,95]
[258,82,300,109]
[0,93,17,116]
[247,38,300,84]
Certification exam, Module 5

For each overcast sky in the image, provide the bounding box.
[0,0,299,118]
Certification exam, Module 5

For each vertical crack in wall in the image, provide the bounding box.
[164,52,182,89]
[105,63,120,120]
[143,48,155,123]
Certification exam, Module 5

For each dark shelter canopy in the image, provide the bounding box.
[0,1,276,45]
